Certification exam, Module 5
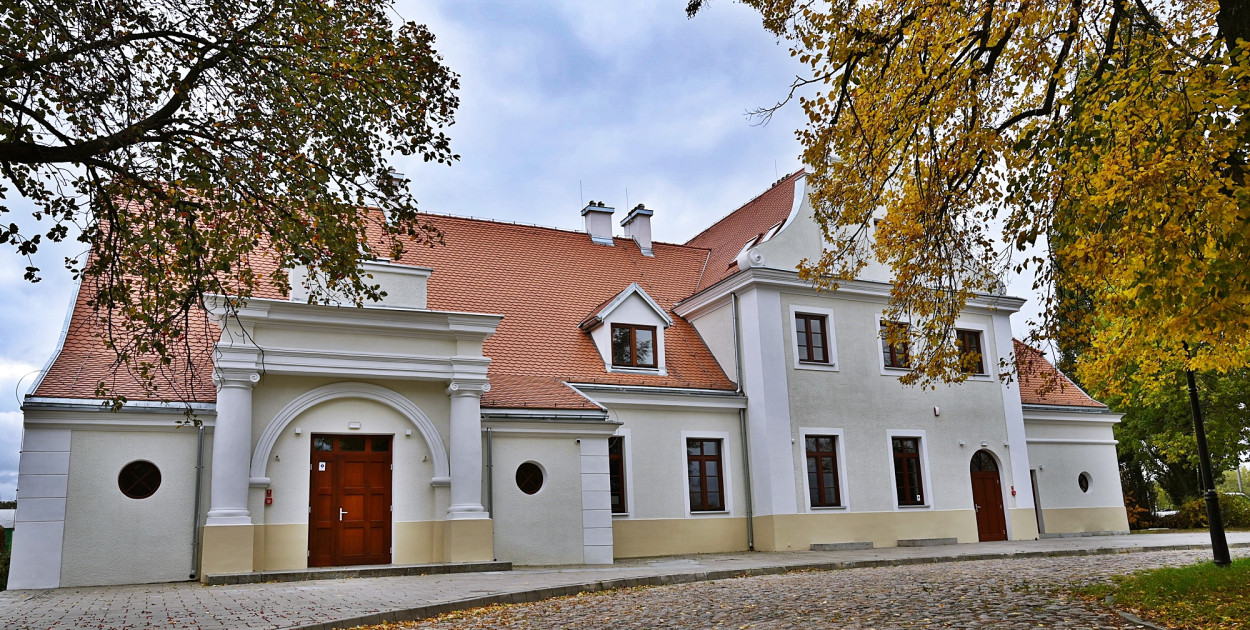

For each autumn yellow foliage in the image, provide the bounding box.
[729,0,1250,392]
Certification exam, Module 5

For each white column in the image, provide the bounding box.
[446,381,489,519]
[206,370,259,526]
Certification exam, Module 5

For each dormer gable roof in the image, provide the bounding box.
[578,282,674,331]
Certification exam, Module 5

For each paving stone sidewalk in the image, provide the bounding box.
[2,532,1247,630]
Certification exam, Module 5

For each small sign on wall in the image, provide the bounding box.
[319,462,326,471]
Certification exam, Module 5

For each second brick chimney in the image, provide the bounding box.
[621,204,653,256]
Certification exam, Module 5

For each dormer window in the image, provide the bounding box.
[611,324,657,368]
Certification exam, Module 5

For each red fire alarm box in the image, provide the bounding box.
[265,488,273,505]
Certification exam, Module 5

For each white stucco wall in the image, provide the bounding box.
[1025,411,1124,515]
[489,434,585,565]
[59,429,204,587]
[779,293,1022,519]
[607,407,745,521]
[686,301,737,382]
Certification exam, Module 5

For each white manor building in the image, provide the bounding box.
[9,171,1128,588]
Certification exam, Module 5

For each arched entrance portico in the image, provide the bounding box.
[970,450,1007,541]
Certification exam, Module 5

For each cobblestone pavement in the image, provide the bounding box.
[1,533,1247,630]
[395,549,1248,630]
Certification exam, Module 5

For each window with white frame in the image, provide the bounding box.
[686,438,725,512]
[891,436,925,506]
[804,435,841,507]
[608,435,627,514]
[955,328,985,374]
[881,321,911,369]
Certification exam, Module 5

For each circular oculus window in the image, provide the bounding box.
[119,460,162,499]
[1078,472,1092,493]
[516,462,544,495]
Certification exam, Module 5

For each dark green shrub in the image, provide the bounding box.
[0,542,9,591]
[1176,493,1250,529]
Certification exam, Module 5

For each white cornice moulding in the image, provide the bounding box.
[204,295,504,341]
[568,383,746,412]
[675,267,1028,319]
[216,346,492,382]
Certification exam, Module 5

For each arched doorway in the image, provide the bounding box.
[970,450,1007,541]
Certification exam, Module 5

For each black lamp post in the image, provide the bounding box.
[1182,342,1232,567]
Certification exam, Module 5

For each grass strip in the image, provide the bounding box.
[1078,557,1250,630]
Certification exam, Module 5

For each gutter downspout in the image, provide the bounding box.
[485,428,494,516]
[190,424,206,579]
[732,292,755,551]
[485,427,496,561]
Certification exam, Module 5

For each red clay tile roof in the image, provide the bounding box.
[34,213,736,409]
[684,169,805,291]
[1014,339,1107,409]
[392,215,735,408]
[33,278,218,403]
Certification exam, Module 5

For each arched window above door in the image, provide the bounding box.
[970,450,998,472]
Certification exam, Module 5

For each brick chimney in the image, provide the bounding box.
[582,201,615,245]
[621,204,653,257]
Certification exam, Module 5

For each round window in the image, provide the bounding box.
[1078,472,1092,493]
[119,460,162,499]
[516,462,544,495]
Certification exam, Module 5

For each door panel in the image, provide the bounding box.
[971,471,1007,541]
[308,434,392,567]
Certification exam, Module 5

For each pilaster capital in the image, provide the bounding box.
[213,368,261,390]
[446,380,490,397]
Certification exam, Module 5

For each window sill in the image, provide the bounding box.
[608,366,663,375]
[611,511,631,518]
[808,505,847,511]
[689,510,731,516]
[895,504,931,509]
[795,360,839,372]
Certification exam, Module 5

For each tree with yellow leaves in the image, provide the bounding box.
[690,0,1250,396]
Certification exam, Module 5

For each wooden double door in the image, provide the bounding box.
[309,434,392,567]
[970,450,1008,542]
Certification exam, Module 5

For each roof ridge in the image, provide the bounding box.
[683,168,805,245]
[416,211,711,253]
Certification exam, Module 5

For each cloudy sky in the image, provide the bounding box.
[0,2,1043,499]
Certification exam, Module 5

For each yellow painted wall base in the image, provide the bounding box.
[1009,508,1041,541]
[752,510,981,552]
[443,518,494,562]
[395,520,443,564]
[200,525,255,578]
[613,518,748,558]
[256,523,309,571]
[1041,507,1130,534]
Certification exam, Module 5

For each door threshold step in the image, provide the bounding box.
[896,537,958,547]
[205,560,512,585]
[810,542,875,551]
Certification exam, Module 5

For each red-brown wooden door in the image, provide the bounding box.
[309,434,392,567]
[970,450,1007,542]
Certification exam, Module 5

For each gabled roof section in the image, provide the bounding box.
[685,169,806,291]
[578,282,674,331]
[1014,339,1107,409]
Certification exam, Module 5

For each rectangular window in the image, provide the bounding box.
[955,329,984,374]
[611,324,657,368]
[805,435,841,507]
[686,438,725,512]
[892,437,925,505]
[795,313,830,363]
[608,436,626,514]
[881,321,911,369]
